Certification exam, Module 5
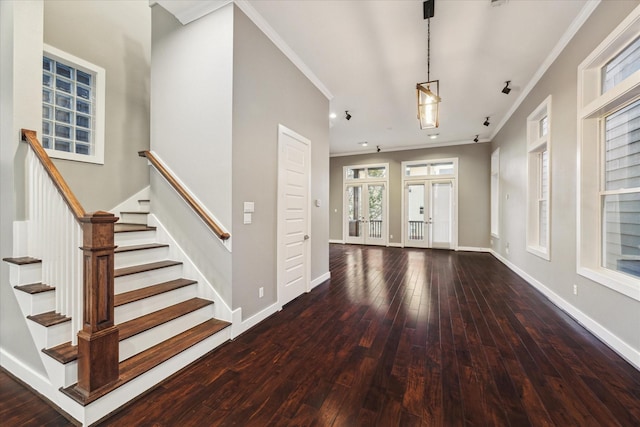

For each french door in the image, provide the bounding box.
[405,180,453,249]
[345,183,387,245]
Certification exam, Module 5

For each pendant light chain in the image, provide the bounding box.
[427,16,431,82]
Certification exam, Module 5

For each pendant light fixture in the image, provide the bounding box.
[417,0,440,129]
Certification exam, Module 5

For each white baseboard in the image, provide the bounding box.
[231,303,280,339]
[457,246,491,252]
[490,250,640,370]
[311,271,331,289]
[329,239,344,244]
[388,242,403,248]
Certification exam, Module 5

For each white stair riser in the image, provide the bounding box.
[114,246,170,269]
[114,284,197,324]
[115,265,183,294]
[115,230,156,247]
[27,319,71,349]
[42,355,77,388]
[9,263,42,286]
[14,289,55,316]
[118,305,215,362]
[138,200,150,209]
[119,212,149,225]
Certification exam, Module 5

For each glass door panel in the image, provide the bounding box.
[430,181,453,249]
[366,184,386,244]
[345,185,364,244]
[406,183,427,247]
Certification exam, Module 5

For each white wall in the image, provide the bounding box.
[491,1,640,365]
[151,2,233,229]
[0,0,48,376]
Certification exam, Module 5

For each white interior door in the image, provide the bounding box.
[344,183,387,245]
[404,180,453,249]
[278,125,310,306]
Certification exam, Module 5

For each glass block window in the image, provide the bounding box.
[41,45,105,164]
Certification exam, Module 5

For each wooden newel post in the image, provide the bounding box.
[76,211,119,396]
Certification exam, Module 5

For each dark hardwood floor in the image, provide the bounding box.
[3,244,640,426]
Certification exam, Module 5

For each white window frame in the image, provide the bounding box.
[343,163,389,245]
[491,148,500,238]
[526,96,552,260]
[43,44,105,164]
[577,5,640,301]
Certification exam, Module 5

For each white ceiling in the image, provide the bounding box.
[158,0,596,155]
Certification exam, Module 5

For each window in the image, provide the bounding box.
[491,148,500,238]
[345,164,387,180]
[405,161,455,177]
[526,96,551,260]
[42,45,105,164]
[578,6,640,301]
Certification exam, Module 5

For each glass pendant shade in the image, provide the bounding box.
[417,80,440,129]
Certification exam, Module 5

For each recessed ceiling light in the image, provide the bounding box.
[329,112,337,119]
[429,134,439,139]
[358,141,368,147]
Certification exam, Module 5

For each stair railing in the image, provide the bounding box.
[22,129,119,398]
[139,150,230,240]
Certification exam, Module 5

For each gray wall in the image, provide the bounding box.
[491,1,640,355]
[232,6,330,319]
[44,0,151,213]
[330,143,491,248]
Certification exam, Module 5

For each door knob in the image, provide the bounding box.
[304,235,310,240]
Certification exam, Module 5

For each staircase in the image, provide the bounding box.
[4,198,231,423]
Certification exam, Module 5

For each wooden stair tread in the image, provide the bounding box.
[138,199,150,202]
[27,311,71,327]
[115,260,182,277]
[114,243,169,254]
[2,256,41,265]
[118,297,213,341]
[114,278,197,307]
[42,341,77,364]
[42,297,214,364]
[120,211,149,214]
[14,283,55,294]
[114,223,156,233]
[61,318,231,405]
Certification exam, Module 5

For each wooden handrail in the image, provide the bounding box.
[21,129,86,220]
[138,150,231,241]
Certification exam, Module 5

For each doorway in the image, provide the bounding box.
[344,182,387,245]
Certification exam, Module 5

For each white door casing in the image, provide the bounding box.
[277,125,311,307]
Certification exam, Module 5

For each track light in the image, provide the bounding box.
[473,135,479,143]
[376,145,381,153]
[502,81,511,94]
[345,110,352,120]
[483,117,490,127]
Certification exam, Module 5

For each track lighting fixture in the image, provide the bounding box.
[483,117,490,127]
[345,110,352,120]
[473,135,479,143]
[502,80,511,94]
[376,145,381,153]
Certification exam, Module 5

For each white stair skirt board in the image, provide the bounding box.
[114,245,170,269]
[114,264,183,294]
[114,283,197,324]
[118,305,215,362]
[14,289,55,317]
[490,250,640,370]
[114,230,157,247]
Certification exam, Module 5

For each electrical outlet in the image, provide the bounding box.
[573,284,578,296]
[505,242,510,254]
[259,287,264,298]
[390,234,393,239]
